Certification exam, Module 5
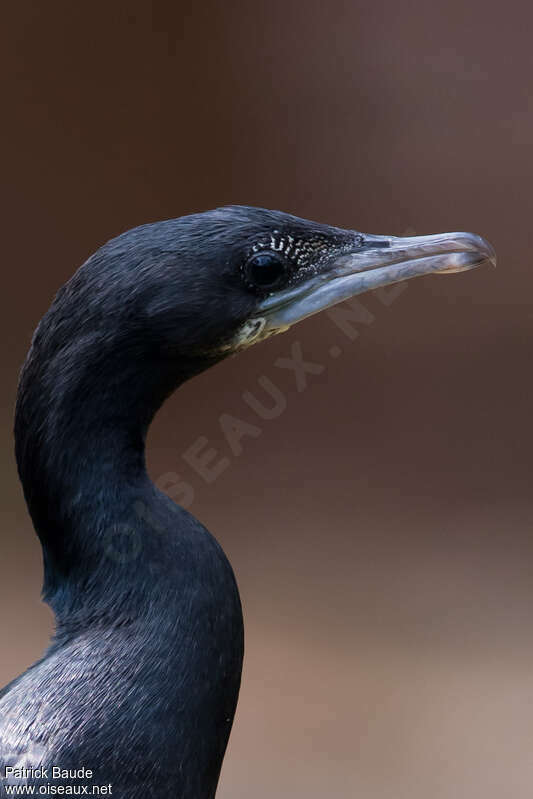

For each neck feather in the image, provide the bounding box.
[14,319,219,611]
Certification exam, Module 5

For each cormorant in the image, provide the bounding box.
[0,206,495,798]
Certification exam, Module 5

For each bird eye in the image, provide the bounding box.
[244,251,287,291]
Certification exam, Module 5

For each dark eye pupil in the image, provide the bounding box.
[246,252,286,289]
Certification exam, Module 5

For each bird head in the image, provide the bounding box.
[95,205,494,360]
[32,204,495,401]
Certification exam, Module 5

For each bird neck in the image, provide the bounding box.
[14,324,220,613]
[14,327,244,799]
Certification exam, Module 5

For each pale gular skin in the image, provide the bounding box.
[0,207,494,799]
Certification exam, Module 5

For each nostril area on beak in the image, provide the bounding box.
[360,235,391,249]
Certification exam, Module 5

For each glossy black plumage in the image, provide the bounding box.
[0,206,490,798]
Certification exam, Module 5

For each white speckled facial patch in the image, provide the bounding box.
[250,230,336,268]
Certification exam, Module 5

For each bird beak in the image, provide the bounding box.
[254,231,495,335]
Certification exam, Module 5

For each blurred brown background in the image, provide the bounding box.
[1,2,532,797]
